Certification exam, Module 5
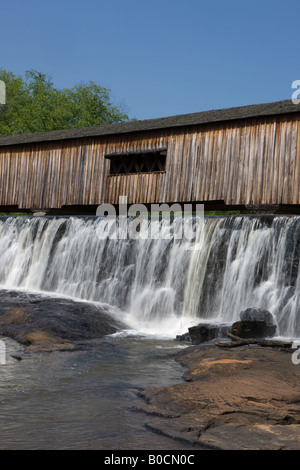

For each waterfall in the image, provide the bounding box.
[0,215,300,338]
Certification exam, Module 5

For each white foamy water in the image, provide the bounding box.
[0,215,300,338]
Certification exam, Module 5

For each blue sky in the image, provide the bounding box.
[1,0,300,120]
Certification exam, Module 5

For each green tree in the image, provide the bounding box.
[0,69,130,135]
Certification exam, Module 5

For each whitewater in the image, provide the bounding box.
[0,215,299,339]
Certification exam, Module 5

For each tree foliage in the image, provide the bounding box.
[0,69,130,135]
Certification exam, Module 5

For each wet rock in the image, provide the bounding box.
[232,307,277,338]
[239,307,276,324]
[10,355,22,361]
[176,323,230,344]
[176,331,192,343]
[0,290,119,352]
[139,343,300,449]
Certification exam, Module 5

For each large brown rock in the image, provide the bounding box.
[138,343,300,449]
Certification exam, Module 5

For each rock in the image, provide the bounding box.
[176,331,192,342]
[231,321,277,338]
[232,307,277,338]
[10,355,22,361]
[139,343,300,449]
[239,307,276,324]
[177,323,230,344]
[0,289,119,352]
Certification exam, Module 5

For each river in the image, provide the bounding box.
[0,309,195,450]
[0,214,300,449]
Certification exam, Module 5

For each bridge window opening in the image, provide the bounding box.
[106,150,167,175]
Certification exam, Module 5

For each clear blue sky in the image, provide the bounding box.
[1,0,300,120]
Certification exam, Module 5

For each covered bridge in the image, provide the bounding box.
[0,99,299,214]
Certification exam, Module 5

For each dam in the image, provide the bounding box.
[0,214,299,339]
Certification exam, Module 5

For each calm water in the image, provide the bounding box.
[0,324,195,450]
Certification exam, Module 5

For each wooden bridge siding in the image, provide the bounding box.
[103,133,169,205]
[0,113,300,209]
[99,116,300,206]
[0,139,109,209]
[175,115,300,206]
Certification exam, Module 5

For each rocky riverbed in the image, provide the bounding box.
[1,289,300,450]
[137,341,300,450]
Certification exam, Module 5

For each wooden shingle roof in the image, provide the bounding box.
[0,99,298,147]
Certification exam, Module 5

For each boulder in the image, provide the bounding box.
[232,307,277,338]
[177,323,230,344]
[0,289,119,352]
[239,307,275,324]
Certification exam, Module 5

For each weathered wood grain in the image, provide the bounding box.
[0,113,299,210]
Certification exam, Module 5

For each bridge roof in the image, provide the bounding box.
[0,99,299,147]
